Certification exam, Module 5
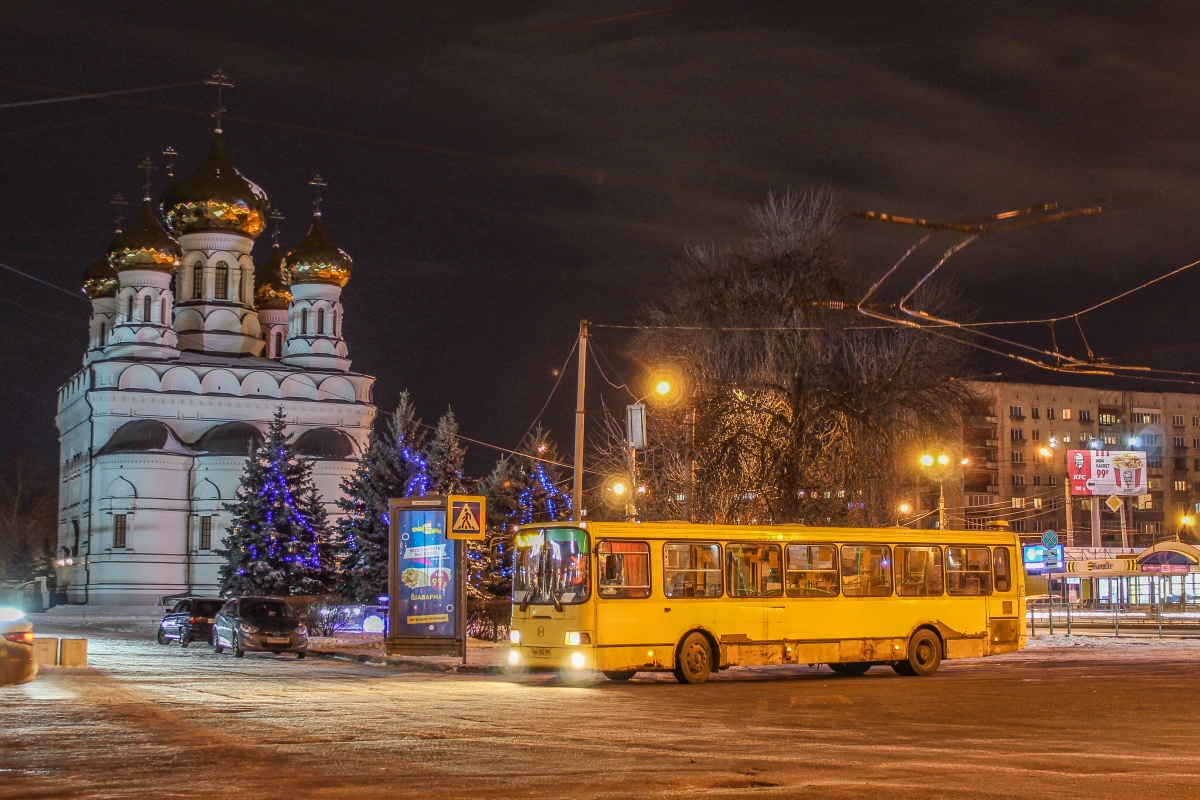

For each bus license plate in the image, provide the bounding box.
[531,647,551,658]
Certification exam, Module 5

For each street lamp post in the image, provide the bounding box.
[918,452,960,531]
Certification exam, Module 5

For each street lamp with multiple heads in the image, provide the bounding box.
[918,451,966,531]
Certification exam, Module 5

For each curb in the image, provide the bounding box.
[307,649,506,674]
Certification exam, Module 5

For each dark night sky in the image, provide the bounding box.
[3,2,1200,475]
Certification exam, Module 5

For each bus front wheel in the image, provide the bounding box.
[896,629,942,677]
[673,632,713,685]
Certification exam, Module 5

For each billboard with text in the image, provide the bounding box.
[1068,450,1147,497]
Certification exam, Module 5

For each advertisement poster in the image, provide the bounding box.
[1067,450,1147,497]
[394,506,455,637]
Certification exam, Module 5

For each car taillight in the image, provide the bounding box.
[189,617,198,624]
[4,631,34,645]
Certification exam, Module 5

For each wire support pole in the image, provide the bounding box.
[573,319,589,520]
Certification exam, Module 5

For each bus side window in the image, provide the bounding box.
[841,545,893,597]
[785,544,839,597]
[947,547,993,596]
[895,546,944,596]
[663,542,723,598]
[993,546,1012,592]
[597,540,651,598]
[727,543,782,598]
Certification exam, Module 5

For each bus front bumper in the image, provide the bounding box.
[507,644,592,672]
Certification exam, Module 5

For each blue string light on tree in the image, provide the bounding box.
[518,460,573,525]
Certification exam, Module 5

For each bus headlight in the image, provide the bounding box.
[508,650,520,666]
[565,631,591,646]
[509,629,521,644]
[570,652,586,669]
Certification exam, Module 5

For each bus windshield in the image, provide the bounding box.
[513,527,590,606]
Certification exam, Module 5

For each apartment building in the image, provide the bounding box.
[930,381,1200,547]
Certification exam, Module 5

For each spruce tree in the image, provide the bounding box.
[426,409,468,495]
[513,425,573,525]
[335,392,429,602]
[219,407,336,596]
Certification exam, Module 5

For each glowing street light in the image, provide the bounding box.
[918,451,957,531]
[919,454,935,467]
[655,380,672,397]
[1183,514,1194,527]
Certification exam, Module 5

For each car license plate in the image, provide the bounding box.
[531,647,551,658]
[267,637,290,644]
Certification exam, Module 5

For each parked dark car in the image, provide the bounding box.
[213,597,308,658]
[157,597,225,647]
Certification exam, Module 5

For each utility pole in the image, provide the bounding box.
[572,319,588,520]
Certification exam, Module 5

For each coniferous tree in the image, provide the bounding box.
[513,425,573,526]
[219,408,336,596]
[335,393,429,602]
[426,409,468,495]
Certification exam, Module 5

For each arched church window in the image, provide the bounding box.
[274,331,283,357]
[126,293,134,320]
[215,262,228,299]
[161,298,167,324]
[192,263,203,299]
[333,309,339,336]
[98,323,106,344]
[317,309,325,335]
[300,310,308,335]
[143,295,152,322]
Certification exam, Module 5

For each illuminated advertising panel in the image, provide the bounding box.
[1067,450,1147,496]
[392,501,455,639]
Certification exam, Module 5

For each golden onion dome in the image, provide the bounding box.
[81,257,118,299]
[283,214,353,287]
[106,200,182,273]
[254,243,292,310]
[160,133,269,238]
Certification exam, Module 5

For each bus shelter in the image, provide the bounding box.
[1063,542,1200,606]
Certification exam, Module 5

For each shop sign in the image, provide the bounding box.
[1140,564,1191,574]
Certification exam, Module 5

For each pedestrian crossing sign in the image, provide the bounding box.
[447,495,486,540]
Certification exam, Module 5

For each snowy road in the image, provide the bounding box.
[4,627,1200,799]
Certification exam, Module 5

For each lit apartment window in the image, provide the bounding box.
[1062,433,1071,443]
[113,514,127,549]
[1009,405,1023,418]
[1175,415,1186,426]
[1175,481,1188,492]
[1032,498,1043,509]
[1012,451,1024,463]
[1103,434,1117,445]
[1011,498,1025,509]
[1012,474,1026,486]
[1143,522,1162,536]
[1100,413,1117,426]
[1062,409,1072,420]
[200,516,212,550]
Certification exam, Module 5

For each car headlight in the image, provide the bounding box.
[509,629,521,644]
[295,624,307,636]
[239,622,259,634]
[565,631,591,646]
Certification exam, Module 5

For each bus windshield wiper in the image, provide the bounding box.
[519,588,535,613]
[550,587,563,613]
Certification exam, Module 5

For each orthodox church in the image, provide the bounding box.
[55,123,376,605]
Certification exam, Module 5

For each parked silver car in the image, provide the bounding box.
[0,608,37,685]
[213,597,308,658]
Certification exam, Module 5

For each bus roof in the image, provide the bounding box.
[516,521,1019,546]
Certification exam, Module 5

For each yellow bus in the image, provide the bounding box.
[507,522,1024,683]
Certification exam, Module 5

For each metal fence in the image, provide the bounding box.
[1027,599,1200,637]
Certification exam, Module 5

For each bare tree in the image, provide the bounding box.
[0,454,58,581]
[631,190,972,526]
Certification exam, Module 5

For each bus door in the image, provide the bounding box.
[726,543,783,641]
[594,540,654,645]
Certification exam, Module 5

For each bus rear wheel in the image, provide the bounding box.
[897,629,942,677]
[603,670,637,682]
[829,662,871,675]
[673,632,713,684]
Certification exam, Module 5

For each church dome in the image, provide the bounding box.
[193,421,264,454]
[283,215,353,287]
[160,133,269,239]
[106,201,182,273]
[82,257,118,299]
[294,427,358,459]
[254,243,292,310]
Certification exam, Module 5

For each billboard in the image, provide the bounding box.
[392,501,456,638]
[1068,450,1147,497]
